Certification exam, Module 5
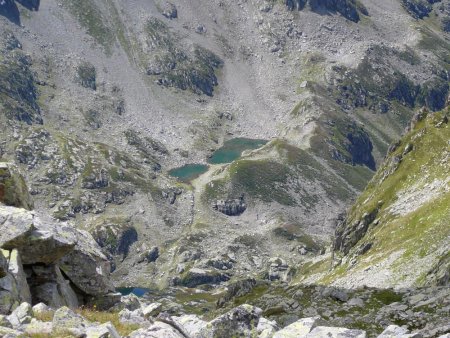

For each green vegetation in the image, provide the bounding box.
[327,109,450,285]
[60,0,115,53]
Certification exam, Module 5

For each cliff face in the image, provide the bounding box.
[329,107,449,288]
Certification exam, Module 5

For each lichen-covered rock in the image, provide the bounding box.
[257,317,279,338]
[0,163,33,210]
[24,319,53,336]
[85,321,121,338]
[142,303,162,318]
[7,302,32,328]
[273,317,320,338]
[2,249,31,304]
[172,314,207,337]
[0,206,75,264]
[31,303,53,318]
[129,322,184,338]
[52,306,90,336]
[199,304,262,338]
[58,229,115,296]
[308,326,367,337]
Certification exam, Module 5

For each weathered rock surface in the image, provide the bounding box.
[0,205,75,264]
[0,163,33,210]
[273,317,320,338]
[212,195,247,216]
[199,304,262,338]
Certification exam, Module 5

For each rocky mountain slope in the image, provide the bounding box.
[294,106,449,289]
[0,0,449,291]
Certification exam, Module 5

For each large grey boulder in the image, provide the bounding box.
[307,326,367,338]
[377,325,416,337]
[119,308,147,326]
[52,306,90,336]
[172,314,207,337]
[257,317,279,338]
[2,249,31,304]
[7,302,32,328]
[58,229,114,296]
[0,205,75,264]
[273,317,320,338]
[24,319,53,336]
[129,321,185,338]
[199,304,262,338]
[86,321,121,338]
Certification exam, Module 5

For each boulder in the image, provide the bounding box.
[142,302,162,318]
[86,321,121,338]
[257,317,279,338]
[118,294,142,311]
[199,304,262,338]
[52,306,90,336]
[161,2,177,19]
[0,206,75,264]
[213,195,246,216]
[268,257,293,282]
[2,249,31,304]
[31,303,53,318]
[307,326,367,338]
[273,317,320,338]
[0,270,21,314]
[0,250,8,278]
[58,229,114,296]
[0,163,33,210]
[119,308,147,325]
[0,315,12,328]
[377,325,410,337]
[7,302,32,328]
[172,314,207,337]
[0,326,23,337]
[24,319,53,336]
[129,322,184,338]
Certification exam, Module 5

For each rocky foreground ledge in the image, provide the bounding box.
[2,298,448,338]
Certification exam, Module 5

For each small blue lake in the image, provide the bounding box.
[168,164,209,182]
[117,287,151,297]
[208,138,268,164]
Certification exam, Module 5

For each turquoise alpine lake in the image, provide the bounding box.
[208,138,268,164]
[168,164,209,182]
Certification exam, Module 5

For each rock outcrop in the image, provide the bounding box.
[0,163,33,210]
[212,195,247,216]
[0,167,115,314]
[285,0,368,22]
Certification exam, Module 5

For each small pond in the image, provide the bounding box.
[117,287,151,297]
[208,138,268,164]
[168,164,209,182]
